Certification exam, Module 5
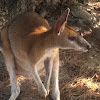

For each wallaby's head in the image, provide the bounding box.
[53,8,91,52]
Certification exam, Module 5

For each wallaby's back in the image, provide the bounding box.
[2,12,51,56]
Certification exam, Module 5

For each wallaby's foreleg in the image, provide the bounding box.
[51,53,60,100]
[44,58,53,95]
[32,66,47,98]
[3,50,20,100]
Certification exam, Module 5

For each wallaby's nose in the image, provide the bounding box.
[87,44,91,50]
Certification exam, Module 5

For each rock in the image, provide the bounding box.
[71,5,93,22]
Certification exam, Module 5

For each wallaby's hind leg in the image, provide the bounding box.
[44,58,53,95]
[1,27,20,100]
[31,66,47,98]
[51,53,60,100]
[3,50,20,100]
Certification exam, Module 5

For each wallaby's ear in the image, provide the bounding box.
[54,8,70,35]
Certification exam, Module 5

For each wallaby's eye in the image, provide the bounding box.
[69,37,76,41]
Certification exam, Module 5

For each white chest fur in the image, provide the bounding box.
[36,49,56,71]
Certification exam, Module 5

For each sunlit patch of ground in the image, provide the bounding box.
[67,75,100,95]
[17,76,27,83]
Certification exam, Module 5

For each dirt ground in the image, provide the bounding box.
[0,2,100,100]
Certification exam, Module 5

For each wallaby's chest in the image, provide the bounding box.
[35,49,56,66]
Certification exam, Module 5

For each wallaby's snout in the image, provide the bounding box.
[76,35,91,52]
[81,41,91,52]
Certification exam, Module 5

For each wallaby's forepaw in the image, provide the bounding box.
[51,90,60,100]
[45,85,50,95]
[9,86,20,100]
[47,89,50,95]
[39,86,47,98]
[44,82,50,96]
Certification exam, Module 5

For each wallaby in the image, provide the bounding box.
[0,8,91,100]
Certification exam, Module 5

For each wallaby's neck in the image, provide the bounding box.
[41,28,58,50]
